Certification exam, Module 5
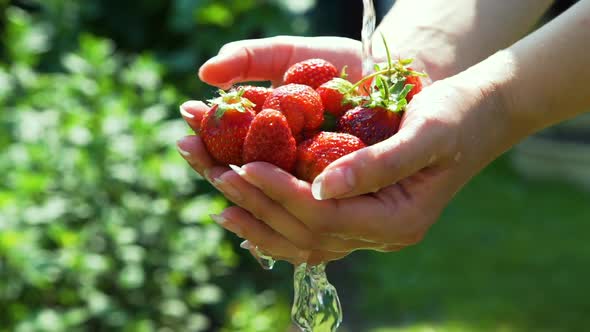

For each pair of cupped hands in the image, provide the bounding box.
[177,36,508,265]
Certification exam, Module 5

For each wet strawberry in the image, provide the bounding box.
[295,132,366,182]
[263,84,324,136]
[284,59,339,89]
[316,78,357,117]
[404,70,423,102]
[241,86,273,113]
[338,106,402,146]
[201,90,256,165]
[243,109,297,172]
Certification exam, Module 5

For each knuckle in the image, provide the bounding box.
[292,235,316,251]
[307,218,332,236]
[248,204,272,223]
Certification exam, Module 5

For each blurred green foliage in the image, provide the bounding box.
[2,1,589,331]
[20,0,309,96]
[0,1,304,331]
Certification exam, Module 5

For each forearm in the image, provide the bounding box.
[444,0,590,169]
[504,0,590,134]
[376,0,554,80]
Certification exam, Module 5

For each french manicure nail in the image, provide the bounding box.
[311,168,355,200]
[210,213,227,226]
[229,164,246,177]
[204,53,233,72]
[203,168,214,184]
[211,214,243,237]
[240,240,251,250]
[213,177,243,202]
[311,174,325,200]
[179,105,194,118]
[176,144,191,157]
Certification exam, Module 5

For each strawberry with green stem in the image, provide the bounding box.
[316,67,358,118]
[200,88,256,165]
[337,35,423,145]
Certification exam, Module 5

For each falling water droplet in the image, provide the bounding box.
[254,246,276,270]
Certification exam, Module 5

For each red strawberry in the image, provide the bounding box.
[262,84,324,136]
[295,132,366,182]
[337,106,402,146]
[284,59,338,89]
[317,78,357,117]
[243,109,297,172]
[241,86,273,113]
[201,90,256,165]
[404,70,423,103]
[338,68,416,145]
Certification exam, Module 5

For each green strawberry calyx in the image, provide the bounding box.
[365,76,413,113]
[208,88,255,120]
[323,77,360,108]
[346,34,427,113]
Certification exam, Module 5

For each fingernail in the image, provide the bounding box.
[210,213,227,226]
[213,177,243,202]
[176,144,191,157]
[311,168,355,200]
[203,168,214,183]
[179,105,194,119]
[176,137,195,160]
[211,214,243,237]
[229,164,246,177]
[207,52,235,65]
[240,240,251,250]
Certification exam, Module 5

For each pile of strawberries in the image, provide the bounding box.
[195,53,426,182]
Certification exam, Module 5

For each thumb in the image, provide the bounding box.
[311,116,456,200]
[198,36,363,89]
[198,36,297,89]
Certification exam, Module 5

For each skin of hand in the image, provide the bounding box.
[178,0,590,265]
[177,36,512,264]
[376,0,554,80]
[180,37,403,264]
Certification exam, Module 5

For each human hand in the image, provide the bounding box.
[181,36,389,265]
[179,37,515,265]
[197,36,364,90]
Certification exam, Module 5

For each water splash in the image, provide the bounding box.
[361,0,377,76]
[291,263,343,332]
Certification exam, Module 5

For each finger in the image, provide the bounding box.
[228,162,336,233]
[198,36,363,88]
[177,135,217,176]
[306,250,351,266]
[211,206,310,263]
[179,100,208,133]
[241,240,351,267]
[241,240,296,267]
[211,166,384,252]
[207,167,318,251]
[229,163,404,243]
[310,114,455,200]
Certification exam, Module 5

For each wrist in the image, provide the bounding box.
[373,28,457,81]
[445,51,525,166]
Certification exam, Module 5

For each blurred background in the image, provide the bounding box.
[0,0,588,331]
